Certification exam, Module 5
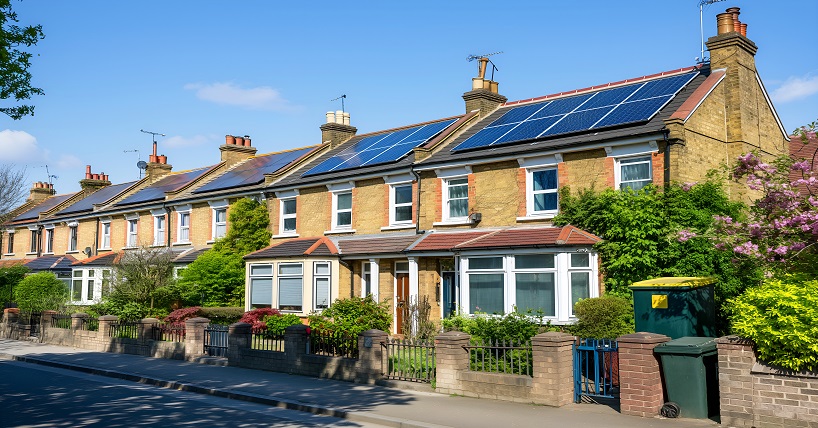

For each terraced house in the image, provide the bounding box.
[2,8,788,334]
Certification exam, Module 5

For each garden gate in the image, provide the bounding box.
[573,338,619,402]
[204,324,229,357]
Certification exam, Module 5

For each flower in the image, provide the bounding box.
[677,229,697,242]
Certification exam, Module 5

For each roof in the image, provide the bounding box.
[24,255,77,272]
[73,252,120,266]
[245,237,339,260]
[409,226,600,252]
[272,115,466,189]
[10,193,77,223]
[335,233,422,256]
[418,66,710,168]
[173,247,210,264]
[193,147,315,195]
[114,166,216,207]
[54,181,137,217]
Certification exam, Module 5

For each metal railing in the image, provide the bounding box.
[80,317,99,331]
[204,324,229,357]
[463,338,533,377]
[382,337,435,383]
[151,323,186,342]
[50,314,72,329]
[574,338,619,402]
[250,328,285,352]
[308,330,358,359]
[109,321,139,339]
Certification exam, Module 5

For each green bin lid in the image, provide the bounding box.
[629,276,716,290]
[654,336,718,355]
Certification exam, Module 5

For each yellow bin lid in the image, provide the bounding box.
[628,276,716,289]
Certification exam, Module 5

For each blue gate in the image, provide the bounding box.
[573,338,619,402]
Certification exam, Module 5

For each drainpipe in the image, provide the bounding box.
[411,167,424,235]
[36,224,43,257]
[663,129,671,188]
[93,217,100,255]
[165,205,173,247]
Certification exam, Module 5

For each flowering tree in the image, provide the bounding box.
[712,121,818,275]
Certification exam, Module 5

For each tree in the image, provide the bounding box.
[110,246,176,313]
[0,0,45,120]
[212,197,271,255]
[0,163,27,222]
[14,271,67,313]
[0,263,28,306]
[175,250,244,307]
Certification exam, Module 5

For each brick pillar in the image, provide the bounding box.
[531,332,575,407]
[356,329,388,384]
[138,318,159,343]
[98,315,118,338]
[434,331,470,394]
[40,310,56,341]
[618,332,671,417]
[2,308,19,337]
[227,322,251,365]
[184,317,210,360]
[284,324,309,369]
[716,335,755,428]
[71,313,88,331]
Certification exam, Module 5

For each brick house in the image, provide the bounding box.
[1,7,788,329]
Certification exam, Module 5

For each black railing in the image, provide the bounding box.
[308,330,358,359]
[463,338,533,377]
[204,324,229,357]
[80,317,99,331]
[151,323,186,342]
[250,328,285,352]
[50,314,72,329]
[382,337,435,383]
[109,321,139,339]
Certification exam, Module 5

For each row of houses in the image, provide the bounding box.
[1,8,788,333]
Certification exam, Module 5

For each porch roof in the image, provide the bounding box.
[245,237,338,260]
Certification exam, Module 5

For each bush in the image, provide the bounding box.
[240,308,280,331]
[441,309,560,342]
[570,296,634,339]
[0,265,29,305]
[164,306,202,324]
[87,298,167,321]
[308,296,391,337]
[199,307,244,325]
[265,313,303,334]
[729,275,818,372]
[176,251,245,307]
[14,272,67,313]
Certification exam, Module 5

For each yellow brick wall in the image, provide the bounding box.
[561,149,610,192]
[353,178,387,233]
[471,161,519,227]
[291,185,330,237]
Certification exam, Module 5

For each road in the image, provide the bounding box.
[0,360,377,427]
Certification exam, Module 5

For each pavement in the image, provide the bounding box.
[0,339,718,428]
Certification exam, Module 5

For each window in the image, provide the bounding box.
[71,271,83,301]
[101,269,112,297]
[127,219,138,247]
[70,269,103,303]
[278,263,303,312]
[466,257,504,314]
[86,269,95,301]
[213,208,227,240]
[514,254,556,316]
[280,198,297,234]
[444,177,469,221]
[249,264,273,308]
[569,253,592,316]
[332,192,352,229]
[68,226,78,252]
[29,229,38,253]
[6,231,13,254]
[153,216,164,246]
[618,156,652,191]
[362,262,372,296]
[314,262,331,310]
[101,222,111,249]
[178,212,190,243]
[390,184,413,225]
[44,228,54,253]
[528,168,559,215]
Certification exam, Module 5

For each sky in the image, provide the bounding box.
[2,0,817,194]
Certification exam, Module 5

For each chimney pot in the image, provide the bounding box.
[326,111,336,124]
[234,136,244,146]
[477,57,489,79]
[716,12,734,35]
[92,174,99,180]
[335,110,344,124]
[343,112,350,126]
[243,137,251,147]
[48,183,53,189]
[158,155,167,164]
[225,135,236,145]
[740,23,747,37]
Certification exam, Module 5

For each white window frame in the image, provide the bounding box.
[332,191,353,230]
[526,167,559,217]
[68,223,78,252]
[126,219,138,248]
[5,230,14,254]
[278,262,303,312]
[70,268,107,304]
[175,206,191,244]
[43,226,54,254]
[615,155,653,191]
[389,183,414,226]
[27,228,38,254]
[313,261,331,311]
[213,208,227,240]
[100,220,111,250]
[153,215,165,246]
[248,263,274,309]
[443,176,469,222]
[279,197,297,235]
[568,252,594,317]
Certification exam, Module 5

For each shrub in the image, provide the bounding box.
[729,275,818,372]
[441,309,560,342]
[164,306,202,324]
[240,308,280,331]
[570,296,634,339]
[14,272,67,313]
[308,296,391,337]
[0,264,29,305]
[199,306,244,325]
[87,298,166,321]
[265,313,303,334]
[176,251,245,307]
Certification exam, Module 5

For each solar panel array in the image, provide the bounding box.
[452,72,698,152]
[12,193,76,222]
[115,167,213,206]
[302,119,457,177]
[193,147,313,194]
[55,181,137,216]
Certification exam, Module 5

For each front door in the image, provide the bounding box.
[395,262,410,335]
[442,271,456,318]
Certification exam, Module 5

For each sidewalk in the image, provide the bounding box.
[0,339,717,428]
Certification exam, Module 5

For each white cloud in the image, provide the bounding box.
[55,154,82,170]
[771,74,818,103]
[184,82,299,111]
[0,129,46,163]
[163,134,214,148]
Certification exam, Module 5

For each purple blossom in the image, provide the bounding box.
[677,230,697,242]
[681,182,696,191]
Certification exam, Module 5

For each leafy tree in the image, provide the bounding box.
[212,197,271,255]
[175,250,244,307]
[0,0,45,120]
[14,271,66,313]
[110,246,176,314]
[0,263,28,305]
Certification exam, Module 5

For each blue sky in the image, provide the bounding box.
[3,0,817,193]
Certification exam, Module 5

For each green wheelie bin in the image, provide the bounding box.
[628,277,716,339]
[654,336,720,420]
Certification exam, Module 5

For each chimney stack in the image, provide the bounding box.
[220,133,258,167]
[29,181,55,202]
[463,57,507,117]
[79,165,112,191]
[320,111,357,149]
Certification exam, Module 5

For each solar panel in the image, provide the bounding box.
[452,71,698,152]
[193,147,313,194]
[12,193,76,222]
[116,167,212,206]
[55,181,136,216]
[303,118,457,177]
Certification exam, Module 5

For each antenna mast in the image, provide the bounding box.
[35,164,58,185]
[467,51,503,80]
[330,94,347,113]
[140,129,165,160]
[699,0,726,62]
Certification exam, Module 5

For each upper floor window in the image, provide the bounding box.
[6,231,13,254]
[280,198,297,234]
[390,184,413,225]
[617,156,652,191]
[44,228,54,254]
[68,225,78,252]
[213,208,227,240]
[528,168,559,215]
[332,192,352,230]
[29,229,38,253]
[444,177,469,221]
[101,222,111,249]
[178,212,190,243]
[153,216,165,246]
[127,219,138,247]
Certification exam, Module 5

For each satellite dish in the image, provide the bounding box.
[137,160,148,170]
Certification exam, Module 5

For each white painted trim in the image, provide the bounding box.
[517,154,561,169]
[150,208,165,216]
[434,166,471,179]
[324,229,356,235]
[274,189,299,199]
[272,233,300,239]
[516,215,556,222]
[380,224,415,231]
[207,199,229,209]
[369,259,380,302]
[43,224,55,230]
[66,221,79,227]
[123,213,139,221]
[325,181,355,192]
[382,172,414,184]
[27,225,38,231]
[433,220,472,227]
[605,141,659,158]
[173,204,192,213]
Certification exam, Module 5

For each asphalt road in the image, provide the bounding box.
[0,360,377,427]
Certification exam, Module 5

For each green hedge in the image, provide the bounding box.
[569,296,634,340]
[199,307,244,325]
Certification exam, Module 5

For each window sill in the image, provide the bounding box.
[324,229,356,235]
[98,247,112,251]
[381,224,415,231]
[42,252,54,256]
[122,246,139,250]
[172,242,192,246]
[273,233,300,239]
[149,244,166,248]
[3,253,14,256]
[516,214,556,222]
[25,252,37,256]
[433,220,472,227]
[66,250,79,254]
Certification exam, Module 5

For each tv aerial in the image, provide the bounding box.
[124,149,143,179]
[698,0,727,63]
[35,164,58,185]
[330,94,347,113]
[467,51,503,80]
